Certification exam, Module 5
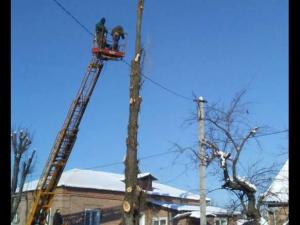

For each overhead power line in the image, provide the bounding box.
[26,128,287,181]
[51,0,194,102]
[211,129,288,145]
[52,0,94,36]
[122,59,194,102]
[50,0,289,108]
[253,129,288,138]
[28,149,180,178]
[47,0,288,184]
[86,149,179,169]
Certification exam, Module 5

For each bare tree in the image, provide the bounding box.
[176,90,283,225]
[123,1,145,225]
[11,128,36,222]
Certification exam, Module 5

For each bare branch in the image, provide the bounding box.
[205,118,239,151]
[176,89,281,223]
[232,127,258,178]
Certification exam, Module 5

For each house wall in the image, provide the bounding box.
[16,188,66,225]
[17,187,196,225]
[228,216,238,225]
[16,191,34,225]
[16,187,236,225]
[147,204,178,225]
[173,217,188,225]
[174,216,238,225]
[267,205,289,225]
[206,216,215,225]
[149,195,199,206]
[184,217,216,225]
[174,217,197,225]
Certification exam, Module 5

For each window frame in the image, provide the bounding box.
[152,217,168,225]
[214,217,228,225]
[84,208,101,225]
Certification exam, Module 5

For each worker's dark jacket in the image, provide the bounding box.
[111,26,125,39]
[53,212,63,225]
[95,22,107,34]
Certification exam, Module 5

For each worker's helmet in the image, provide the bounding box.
[100,17,106,24]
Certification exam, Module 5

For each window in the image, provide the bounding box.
[152,217,167,225]
[160,219,166,225]
[84,209,101,225]
[215,218,227,225]
[152,220,159,225]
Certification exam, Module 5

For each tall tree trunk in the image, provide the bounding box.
[11,156,21,203]
[11,152,22,219]
[123,1,144,225]
[246,193,261,225]
[11,150,35,221]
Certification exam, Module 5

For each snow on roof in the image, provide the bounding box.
[23,168,199,200]
[23,169,124,193]
[173,212,192,220]
[174,212,221,220]
[150,200,240,216]
[263,160,288,203]
[120,172,158,181]
[186,210,239,219]
[148,182,200,200]
[138,173,157,180]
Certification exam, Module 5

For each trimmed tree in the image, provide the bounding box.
[11,128,36,222]
[177,90,282,225]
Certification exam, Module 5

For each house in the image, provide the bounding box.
[16,169,240,225]
[153,201,240,225]
[262,160,288,225]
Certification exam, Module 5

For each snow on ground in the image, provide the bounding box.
[236,219,248,225]
[236,217,269,225]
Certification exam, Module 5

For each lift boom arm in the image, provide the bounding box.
[26,56,104,225]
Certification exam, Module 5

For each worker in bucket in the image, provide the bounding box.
[95,17,108,48]
[111,25,125,51]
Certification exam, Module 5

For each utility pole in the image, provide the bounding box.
[196,96,207,225]
[123,1,144,225]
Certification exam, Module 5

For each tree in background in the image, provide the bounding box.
[11,128,36,222]
[177,90,284,225]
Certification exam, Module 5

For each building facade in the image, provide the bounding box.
[262,160,289,225]
[16,169,240,225]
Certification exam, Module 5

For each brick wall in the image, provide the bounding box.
[267,205,289,225]
[17,186,237,225]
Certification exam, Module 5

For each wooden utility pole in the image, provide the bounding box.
[123,1,144,225]
[196,96,207,225]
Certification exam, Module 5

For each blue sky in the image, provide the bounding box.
[11,0,288,207]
